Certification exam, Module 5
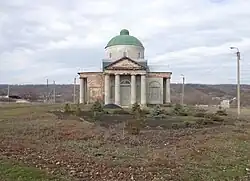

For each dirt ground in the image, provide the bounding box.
[1,103,250,181]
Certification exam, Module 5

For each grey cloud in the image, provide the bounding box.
[0,0,250,84]
[169,51,250,84]
[147,15,249,56]
[37,48,104,67]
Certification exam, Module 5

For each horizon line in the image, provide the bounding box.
[0,83,248,85]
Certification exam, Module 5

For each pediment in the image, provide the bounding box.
[105,57,146,70]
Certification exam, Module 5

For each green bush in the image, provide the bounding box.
[91,100,103,112]
[195,113,224,125]
[203,113,224,122]
[75,102,81,116]
[64,103,71,113]
[192,107,208,117]
[126,103,146,135]
[151,105,165,118]
[175,104,182,109]
[178,112,189,116]
[172,104,189,116]
[90,101,104,121]
[211,115,224,122]
[131,102,141,114]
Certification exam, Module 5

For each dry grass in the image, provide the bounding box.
[1,104,250,180]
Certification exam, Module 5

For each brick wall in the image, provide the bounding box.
[79,72,104,103]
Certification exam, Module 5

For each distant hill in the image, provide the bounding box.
[0,84,249,106]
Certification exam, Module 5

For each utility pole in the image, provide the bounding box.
[181,74,185,105]
[46,79,49,103]
[230,47,241,117]
[7,85,10,97]
[53,80,56,103]
[73,77,76,104]
[236,51,241,116]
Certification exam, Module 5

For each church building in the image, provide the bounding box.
[78,29,172,107]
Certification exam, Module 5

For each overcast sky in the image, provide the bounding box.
[0,0,250,84]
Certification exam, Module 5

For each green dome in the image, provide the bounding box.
[105,29,144,48]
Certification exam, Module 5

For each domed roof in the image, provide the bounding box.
[105,29,144,49]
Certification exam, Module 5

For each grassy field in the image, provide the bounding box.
[1,103,250,180]
[0,160,63,181]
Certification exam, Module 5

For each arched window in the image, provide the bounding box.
[149,81,161,101]
[149,81,160,88]
[120,79,131,85]
[109,53,112,58]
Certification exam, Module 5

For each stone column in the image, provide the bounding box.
[141,74,146,106]
[115,74,120,105]
[79,78,84,104]
[104,74,110,104]
[131,74,136,105]
[166,78,171,103]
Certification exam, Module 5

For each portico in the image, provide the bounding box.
[104,72,147,106]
